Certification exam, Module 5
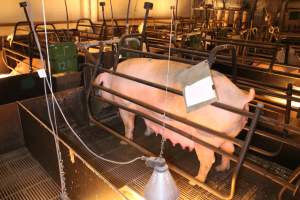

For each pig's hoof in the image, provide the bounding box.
[89,122,95,127]
[188,176,205,186]
[188,180,197,186]
[215,164,230,172]
[144,129,152,136]
[120,140,128,145]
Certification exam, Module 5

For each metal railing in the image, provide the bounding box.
[83,42,300,199]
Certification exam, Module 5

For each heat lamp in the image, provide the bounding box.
[144,157,179,200]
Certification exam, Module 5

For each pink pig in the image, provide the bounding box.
[95,58,255,183]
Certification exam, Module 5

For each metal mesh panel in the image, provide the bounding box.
[0,148,60,200]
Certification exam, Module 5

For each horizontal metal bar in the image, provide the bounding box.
[91,96,296,192]
[239,85,300,103]
[259,115,300,136]
[98,67,253,118]
[16,102,125,198]
[244,127,300,149]
[93,84,246,145]
[12,41,30,48]
[3,47,28,59]
[203,38,282,49]
[120,47,199,64]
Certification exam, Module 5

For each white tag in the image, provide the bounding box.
[37,69,47,78]
[184,76,216,107]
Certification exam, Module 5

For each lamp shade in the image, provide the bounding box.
[144,161,179,200]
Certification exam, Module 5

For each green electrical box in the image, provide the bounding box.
[49,42,78,74]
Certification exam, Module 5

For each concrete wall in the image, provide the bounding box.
[0,0,191,24]
[90,0,191,21]
[0,0,81,24]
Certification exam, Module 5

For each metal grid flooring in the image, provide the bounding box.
[0,148,60,200]
[59,116,294,200]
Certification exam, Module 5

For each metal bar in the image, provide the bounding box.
[86,62,300,152]
[278,166,300,199]
[259,115,300,136]
[93,95,256,200]
[12,41,29,48]
[229,102,263,199]
[88,93,297,193]
[238,84,300,102]
[3,47,28,59]
[93,84,244,145]
[204,39,276,49]
[16,102,127,199]
[120,47,199,64]
[97,67,253,118]
[285,83,293,124]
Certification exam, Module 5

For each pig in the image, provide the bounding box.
[10,58,43,75]
[94,58,255,183]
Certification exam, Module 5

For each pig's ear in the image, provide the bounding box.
[247,88,255,103]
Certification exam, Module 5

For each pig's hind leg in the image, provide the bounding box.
[215,141,234,172]
[119,109,135,144]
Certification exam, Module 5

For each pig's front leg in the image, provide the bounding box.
[119,109,135,144]
[189,144,215,185]
[215,142,234,172]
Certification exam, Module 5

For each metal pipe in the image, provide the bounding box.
[85,65,298,196]
[3,47,29,59]
[93,95,262,200]
[229,102,263,200]
[125,0,131,34]
[93,83,247,145]
[88,92,297,193]
[97,67,253,118]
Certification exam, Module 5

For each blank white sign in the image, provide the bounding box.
[184,76,216,107]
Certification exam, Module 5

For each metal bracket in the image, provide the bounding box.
[208,44,237,83]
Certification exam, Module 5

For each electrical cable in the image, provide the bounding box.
[27,1,145,166]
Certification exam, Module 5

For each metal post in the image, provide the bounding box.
[20,2,35,73]
[125,0,131,34]
[285,83,293,125]
[141,2,153,52]
[99,2,107,40]
[284,44,289,65]
[229,103,263,199]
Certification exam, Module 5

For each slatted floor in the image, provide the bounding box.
[0,148,60,200]
[58,115,295,200]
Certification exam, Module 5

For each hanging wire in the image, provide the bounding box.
[39,0,69,198]
[159,1,176,158]
[25,1,145,167]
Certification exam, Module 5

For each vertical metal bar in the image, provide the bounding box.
[285,83,293,125]
[125,0,131,34]
[269,47,277,72]
[141,2,153,52]
[175,0,178,21]
[231,47,237,84]
[20,2,34,73]
[229,102,264,199]
[63,0,70,40]
[284,44,289,65]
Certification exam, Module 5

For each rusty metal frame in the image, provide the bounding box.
[85,62,300,199]
[85,64,264,199]
[81,47,299,199]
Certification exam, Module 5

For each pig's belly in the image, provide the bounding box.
[144,119,195,151]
